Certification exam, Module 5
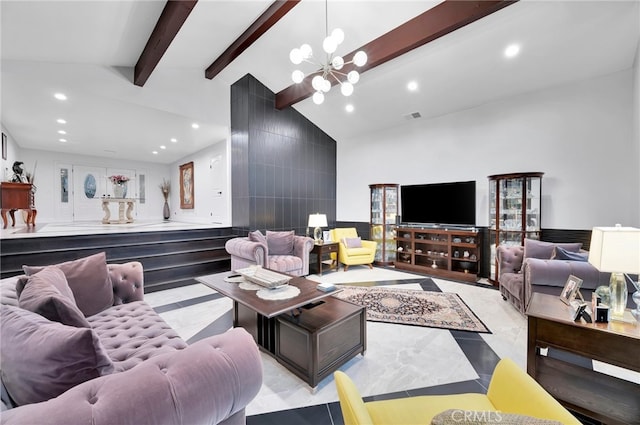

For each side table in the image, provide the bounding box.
[526,292,640,424]
[311,242,339,275]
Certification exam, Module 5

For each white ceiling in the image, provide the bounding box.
[1,0,639,165]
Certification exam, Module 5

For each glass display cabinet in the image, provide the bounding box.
[488,172,544,282]
[369,184,399,265]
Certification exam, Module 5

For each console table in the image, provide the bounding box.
[1,182,36,229]
[101,197,135,224]
[526,292,640,424]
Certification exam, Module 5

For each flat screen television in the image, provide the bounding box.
[400,181,476,227]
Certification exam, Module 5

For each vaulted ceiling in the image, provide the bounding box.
[1,0,638,164]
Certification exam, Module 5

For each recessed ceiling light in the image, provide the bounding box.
[170,138,177,143]
[59,138,67,143]
[152,151,158,155]
[54,93,67,101]
[407,81,418,91]
[56,118,66,124]
[191,123,199,129]
[57,130,66,135]
[160,145,166,150]
[504,44,520,58]
[345,104,354,113]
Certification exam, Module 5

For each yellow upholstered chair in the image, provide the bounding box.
[330,228,377,271]
[334,358,580,425]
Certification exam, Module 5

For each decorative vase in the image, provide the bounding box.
[163,200,170,220]
[113,183,127,198]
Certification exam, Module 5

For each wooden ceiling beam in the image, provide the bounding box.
[205,0,301,80]
[275,0,517,109]
[134,0,198,87]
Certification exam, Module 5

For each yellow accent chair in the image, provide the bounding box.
[334,358,580,425]
[330,228,377,271]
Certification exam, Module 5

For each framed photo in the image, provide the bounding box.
[2,133,7,160]
[560,274,583,305]
[179,161,194,209]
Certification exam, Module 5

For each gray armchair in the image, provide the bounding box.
[225,230,314,276]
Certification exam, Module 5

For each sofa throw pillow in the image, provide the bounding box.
[553,246,589,262]
[266,230,295,255]
[249,230,267,245]
[23,252,114,317]
[431,409,562,425]
[524,239,582,260]
[342,237,362,248]
[0,304,114,406]
[19,266,91,328]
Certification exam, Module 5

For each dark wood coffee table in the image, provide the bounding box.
[526,292,640,424]
[197,272,366,388]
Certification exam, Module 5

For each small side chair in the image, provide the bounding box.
[329,228,377,271]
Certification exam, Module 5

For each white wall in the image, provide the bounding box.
[3,139,231,226]
[168,139,231,225]
[338,69,638,230]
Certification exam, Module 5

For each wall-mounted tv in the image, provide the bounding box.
[400,181,476,227]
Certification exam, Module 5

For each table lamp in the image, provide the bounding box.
[308,213,327,243]
[588,225,640,319]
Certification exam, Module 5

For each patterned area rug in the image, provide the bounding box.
[332,285,490,333]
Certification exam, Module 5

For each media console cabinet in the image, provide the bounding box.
[395,226,480,282]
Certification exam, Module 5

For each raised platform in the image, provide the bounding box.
[1,220,236,292]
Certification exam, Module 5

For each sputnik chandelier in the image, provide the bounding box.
[289,0,367,105]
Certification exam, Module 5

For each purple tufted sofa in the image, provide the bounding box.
[497,240,617,313]
[225,231,314,276]
[0,258,262,425]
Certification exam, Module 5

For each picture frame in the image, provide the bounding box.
[179,161,194,209]
[2,133,7,160]
[560,274,583,305]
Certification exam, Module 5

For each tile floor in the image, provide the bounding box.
[144,266,531,425]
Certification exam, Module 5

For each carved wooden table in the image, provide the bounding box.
[1,182,36,229]
[197,272,366,388]
[101,197,135,224]
[526,292,640,424]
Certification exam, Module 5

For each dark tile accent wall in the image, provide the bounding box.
[230,74,337,236]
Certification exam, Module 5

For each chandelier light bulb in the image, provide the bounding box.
[312,75,324,91]
[323,35,337,54]
[290,48,303,65]
[313,91,325,105]
[292,70,305,84]
[331,56,344,70]
[353,51,368,67]
[331,28,344,45]
[340,82,354,96]
[321,79,331,93]
[347,70,360,84]
[300,43,313,59]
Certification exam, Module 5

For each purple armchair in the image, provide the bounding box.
[225,231,314,276]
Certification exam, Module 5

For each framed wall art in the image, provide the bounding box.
[2,133,7,160]
[179,161,194,209]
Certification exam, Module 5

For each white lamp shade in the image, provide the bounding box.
[312,91,324,105]
[347,70,360,84]
[588,226,640,274]
[331,56,344,70]
[308,213,328,228]
[340,82,354,96]
[331,28,344,45]
[323,35,337,54]
[311,75,324,91]
[290,48,303,65]
[353,51,367,67]
[291,70,305,84]
[299,43,312,59]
